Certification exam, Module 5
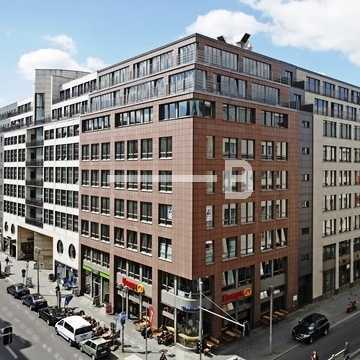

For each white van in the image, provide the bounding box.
[55,316,93,346]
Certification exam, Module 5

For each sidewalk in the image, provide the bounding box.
[2,252,360,360]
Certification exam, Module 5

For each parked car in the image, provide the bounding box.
[292,313,330,344]
[55,316,93,346]
[38,306,67,326]
[6,283,30,299]
[80,337,111,359]
[21,293,48,311]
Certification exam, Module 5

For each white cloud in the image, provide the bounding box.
[186,9,269,44]
[44,34,76,53]
[186,0,360,66]
[17,48,106,81]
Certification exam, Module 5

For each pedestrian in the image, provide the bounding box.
[5,256,9,265]
[311,350,319,360]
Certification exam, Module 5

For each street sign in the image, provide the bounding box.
[120,312,126,325]
[64,294,73,306]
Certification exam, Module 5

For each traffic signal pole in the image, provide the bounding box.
[199,278,203,360]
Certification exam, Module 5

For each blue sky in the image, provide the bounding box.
[1,0,359,105]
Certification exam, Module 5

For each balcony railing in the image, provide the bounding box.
[25,198,43,207]
[25,217,43,228]
[25,179,44,187]
[26,139,44,147]
[26,160,43,167]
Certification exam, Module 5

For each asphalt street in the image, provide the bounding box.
[0,277,91,360]
[276,312,360,360]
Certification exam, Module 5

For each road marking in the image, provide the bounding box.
[6,346,18,359]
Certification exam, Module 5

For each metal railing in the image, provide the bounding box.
[25,179,43,187]
[26,139,44,147]
[25,217,43,228]
[25,198,43,207]
[25,160,43,167]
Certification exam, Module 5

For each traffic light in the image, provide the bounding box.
[196,340,202,353]
[2,326,13,345]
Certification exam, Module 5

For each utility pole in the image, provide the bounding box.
[268,285,274,354]
[199,278,203,360]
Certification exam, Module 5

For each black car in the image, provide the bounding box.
[38,306,66,326]
[292,313,330,344]
[6,283,30,299]
[21,293,48,311]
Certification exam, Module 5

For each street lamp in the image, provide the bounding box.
[267,285,274,354]
[34,247,41,294]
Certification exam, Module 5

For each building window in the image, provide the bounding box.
[127,230,138,251]
[90,196,99,213]
[68,244,76,259]
[206,205,214,228]
[261,111,288,128]
[158,237,172,261]
[140,233,152,255]
[206,136,215,159]
[101,143,110,160]
[223,137,237,158]
[91,144,99,160]
[307,77,320,93]
[101,170,110,187]
[205,241,214,265]
[243,57,271,79]
[90,170,99,186]
[240,139,255,159]
[223,203,237,226]
[159,137,172,158]
[251,83,279,105]
[222,237,237,260]
[101,224,110,242]
[115,141,125,160]
[140,170,152,191]
[90,222,99,239]
[323,145,336,162]
[323,120,337,138]
[223,104,255,123]
[127,140,138,160]
[114,227,124,247]
[261,141,273,160]
[159,204,173,226]
[240,234,254,256]
[140,202,152,223]
[127,170,138,190]
[101,197,110,215]
[127,200,138,220]
[115,107,153,127]
[141,138,153,159]
[159,171,172,192]
[81,220,89,236]
[82,116,110,132]
[114,170,125,189]
[240,202,255,224]
[204,45,238,70]
[57,240,64,254]
[114,199,125,218]
[314,98,328,115]
[322,219,337,237]
[159,100,214,120]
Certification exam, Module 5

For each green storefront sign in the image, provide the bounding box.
[82,263,109,279]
